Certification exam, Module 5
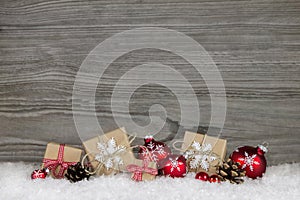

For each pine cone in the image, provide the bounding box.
[216,158,246,184]
[65,162,91,183]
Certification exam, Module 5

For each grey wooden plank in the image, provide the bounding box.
[0,0,300,165]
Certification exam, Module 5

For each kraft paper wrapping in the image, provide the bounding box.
[82,128,135,176]
[128,158,157,181]
[182,131,227,175]
[42,142,83,178]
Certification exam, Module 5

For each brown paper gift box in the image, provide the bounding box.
[42,142,83,178]
[182,131,227,175]
[127,158,157,181]
[82,128,135,176]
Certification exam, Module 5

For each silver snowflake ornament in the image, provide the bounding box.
[166,157,184,172]
[242,151,260,171]
[184,141,217,171]
[95,137,126,170]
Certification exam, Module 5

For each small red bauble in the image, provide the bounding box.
[209,174,220,183]
[230,143,268,179]
[161,155,187,178]
[195,172,209,181]
[31,168,48,179]
[139,136,171,167]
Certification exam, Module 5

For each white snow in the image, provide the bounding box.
[0,162,299,200]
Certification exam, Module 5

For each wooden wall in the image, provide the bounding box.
[0,0,299,165]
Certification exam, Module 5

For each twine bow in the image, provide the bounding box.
[126,159,158,181]
[42,144,77,178]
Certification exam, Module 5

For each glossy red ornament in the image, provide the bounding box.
[195,172,209,181]
[209,174,220,183]
[230,143,268,179]
[161,155,187,178]
[31,168,48,179]
[139,136,171,167]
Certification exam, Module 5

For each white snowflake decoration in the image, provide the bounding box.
[165,157,184,172]
[95,137,126,170]
[184,141,217,171]
[142,142,166,162]
[242,151,260,171]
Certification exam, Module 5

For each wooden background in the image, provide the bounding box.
[0,0,299,165]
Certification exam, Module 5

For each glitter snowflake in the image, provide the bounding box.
[184,141,217,171]
[242,151,260,171]
[95,137,126,170]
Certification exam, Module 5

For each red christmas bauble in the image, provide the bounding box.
[161,155,187,178]
[139,136,171,167]
[230,144,268,179]
[195,172,209,181]
[31,168,48,179]
[209,174,220,183]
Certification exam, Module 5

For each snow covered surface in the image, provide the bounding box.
[0,162,299,200]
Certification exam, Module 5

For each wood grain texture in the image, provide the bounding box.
[0,0,300,165]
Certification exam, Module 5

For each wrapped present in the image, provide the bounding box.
[42,143,83,179]
[126,158,158,181]
[82,128,135,176]
[182,131,227,175]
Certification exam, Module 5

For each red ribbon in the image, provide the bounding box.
[42,144,77,179]
[127,159,158,182]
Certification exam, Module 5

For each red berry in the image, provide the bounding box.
[195,172,209,181]
[209,174,220,183]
